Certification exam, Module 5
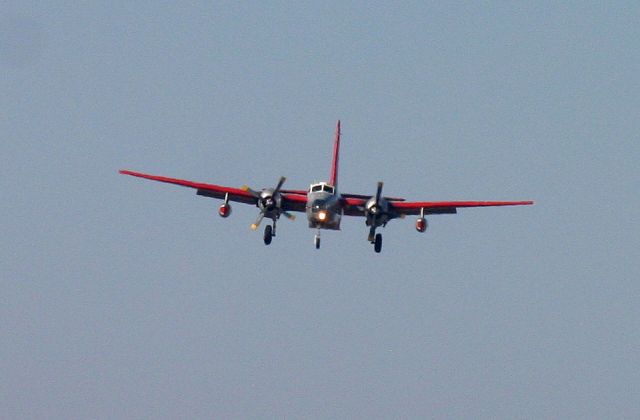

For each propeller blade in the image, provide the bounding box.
[273,176,286,195]
[375,181,383,205]
[241,185,261,198]
[283,211,296,221]
[250,213,265,230]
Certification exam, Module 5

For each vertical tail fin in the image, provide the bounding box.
[329,120,341,187]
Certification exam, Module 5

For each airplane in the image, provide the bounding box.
[120,121,533,253]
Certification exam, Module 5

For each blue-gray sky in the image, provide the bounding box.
[2,2,639,418]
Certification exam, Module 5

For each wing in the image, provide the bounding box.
[119,170,257,204]
[340,196,533,217]
[120,169,310,212]
[341,197,368,216]
[390,200,534,216]
[342,193,405,201]
[280,193,308,213]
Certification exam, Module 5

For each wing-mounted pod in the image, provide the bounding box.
[416,207,428,232]
[218,193,232,217]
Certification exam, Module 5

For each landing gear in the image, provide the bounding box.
[314,232,321,249]
[368,226,383,253]
[263,224,273,245]
[374,233,382,253]
[368,226,376,243]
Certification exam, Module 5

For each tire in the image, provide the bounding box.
[314,235,320,249]
[264,225,273,245]
[374,233,382,253]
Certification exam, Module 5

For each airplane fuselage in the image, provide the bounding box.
[306,182,342,230]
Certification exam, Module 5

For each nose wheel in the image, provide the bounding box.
[314,233,321,249]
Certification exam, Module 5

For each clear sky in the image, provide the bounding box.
[2,1,639,418]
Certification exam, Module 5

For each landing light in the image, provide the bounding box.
[318,210,328,221]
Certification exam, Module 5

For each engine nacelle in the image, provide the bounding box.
[415,217,428,233]
[258,189,282,213]
[218,203,232,218]
[364,195,389,227]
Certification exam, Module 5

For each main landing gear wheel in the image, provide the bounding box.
[263,225,273,245]
[314,234,321,249]
[374,233,382,253]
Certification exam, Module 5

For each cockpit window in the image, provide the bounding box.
[310,183,335,194]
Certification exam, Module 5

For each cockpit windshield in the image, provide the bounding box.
[309,183,335,194]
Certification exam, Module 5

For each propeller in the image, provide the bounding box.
[374,181,383,212]
[250,217,263,230]
[366,182,384,215]
[242,176,296,230]
[366,182,386,241]
[273,176,286,195]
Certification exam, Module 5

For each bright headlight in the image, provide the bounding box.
[318,210,327,221]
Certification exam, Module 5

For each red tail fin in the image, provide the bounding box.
[329,120,341,187]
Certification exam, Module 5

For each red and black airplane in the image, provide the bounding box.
[120,121,533,253]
